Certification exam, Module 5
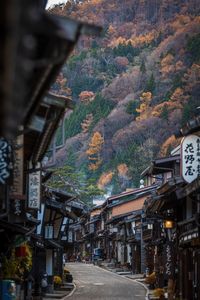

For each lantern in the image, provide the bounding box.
[163,220,174,229]
[15,245,26,257]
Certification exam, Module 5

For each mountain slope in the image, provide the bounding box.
[49,0,200,196]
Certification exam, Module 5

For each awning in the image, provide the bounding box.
[176,176,200,199]
[156,176,184,195]
[0,1,101,140]
[45,239,63,249]
[175,115,200,138]
[141,155,180,177]
[0,219,34,236]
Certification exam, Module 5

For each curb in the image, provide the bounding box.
[134,279,150,300]
[62,282,76,299]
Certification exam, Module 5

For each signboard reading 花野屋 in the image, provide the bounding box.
[181,134,200,183]
[28,170,41,209]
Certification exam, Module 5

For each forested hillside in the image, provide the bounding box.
[48,0,200,201]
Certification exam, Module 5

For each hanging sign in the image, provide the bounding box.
[164,241,175,279]
[10,134,24,195]
[181,134,200,183]
[0,138,12,184]
[9,195,26,223]
[28,170,41,209]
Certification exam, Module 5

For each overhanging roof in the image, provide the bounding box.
[45,239,63,249]
[107,185,157,203]
[175,114,200,138]
[176,176,200,199]
[141,155,180,177]
[0,1,101,140]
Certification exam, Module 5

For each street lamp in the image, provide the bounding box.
[163,220,174,229]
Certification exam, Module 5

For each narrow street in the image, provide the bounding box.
[66,263,146,300]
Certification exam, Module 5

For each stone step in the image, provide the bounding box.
[116,271,132,275]
[61,282,73,287]
[59,286,73,291]
[43,292,66,299]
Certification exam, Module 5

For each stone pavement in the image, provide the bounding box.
[42,263,159,300]
[98,261,158,300]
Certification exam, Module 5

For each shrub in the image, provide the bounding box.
[53,275,62,285]
[153,288,165,298]
[145,272,156,285]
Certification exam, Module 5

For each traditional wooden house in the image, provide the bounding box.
[142,113,200,300]
[0,1,101,299]
[35,187,87,291]
[101,186,158,273]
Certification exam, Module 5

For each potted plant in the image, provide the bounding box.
[1,243,32,299]
[53,275,62,290]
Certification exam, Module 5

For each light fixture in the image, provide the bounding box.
[163,220,174,229]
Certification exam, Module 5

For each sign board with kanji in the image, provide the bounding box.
[10,134,24,195]
[9,194,26,223]
[28,170,41,209]
[181,134,200,183]
[164,241,175,279]
[0,138,12,185]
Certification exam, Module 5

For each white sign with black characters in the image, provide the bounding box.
[181,134,200,183]
[0,138,12,184]
[28,170,41,209]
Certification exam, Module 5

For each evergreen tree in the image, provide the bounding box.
[140,60,146,73]
[145,73,155,93]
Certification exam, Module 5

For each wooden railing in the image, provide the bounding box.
[142,228,153,241]
[178,217,197,236]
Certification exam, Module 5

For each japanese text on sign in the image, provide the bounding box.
[0,138,12,184]
[164,242,174,278]
[28,171,41,209]
[181,134,200,183]
[10,135,24,195]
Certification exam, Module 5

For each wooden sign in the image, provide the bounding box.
[164,241,175,279]
[10,134,24,195]
[181,134,200,183]
[9,195,26,223]
[28,170,41,209]
[0,138,12,185]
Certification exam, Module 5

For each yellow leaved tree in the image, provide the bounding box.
[81,113,94,133]
[136,91,153,121]
[86,131,104,171]
[97,171,114,189]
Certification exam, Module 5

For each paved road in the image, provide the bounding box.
[66,263,146,300]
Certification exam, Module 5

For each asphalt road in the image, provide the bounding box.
[66,263,146,300]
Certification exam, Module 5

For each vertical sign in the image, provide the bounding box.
[28,170,41,209]
[164,241,175,279]
[0,138,12,185]
[10,134,24,195]
[181,134,200,183]
[9,195,26,223]
[37,203,45,235]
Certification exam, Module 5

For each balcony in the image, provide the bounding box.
[142,228,153,241]
[178,217,199,245]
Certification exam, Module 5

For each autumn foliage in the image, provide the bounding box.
[79,91,95,103]
[81,113,94,133]
[136,92,153,121]
[86,132,104,171]
[159,135,180,157]
[50,0,200,192]
[98,171,114,189]
[117,164,129,176]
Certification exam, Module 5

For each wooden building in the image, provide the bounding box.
[0,1,101,299]
[142,113,200,300]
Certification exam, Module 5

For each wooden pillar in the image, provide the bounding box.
[167,278,175,300]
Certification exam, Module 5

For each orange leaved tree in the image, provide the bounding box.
[86,131,104,171]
